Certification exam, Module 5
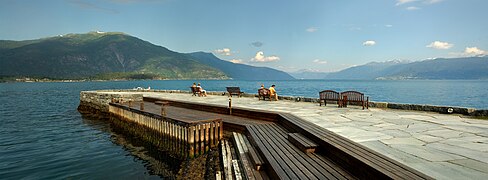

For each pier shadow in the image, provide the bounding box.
[81,115,181,179]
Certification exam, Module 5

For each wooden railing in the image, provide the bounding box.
[109,102,223,159]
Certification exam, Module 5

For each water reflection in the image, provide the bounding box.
[82,115,181,179]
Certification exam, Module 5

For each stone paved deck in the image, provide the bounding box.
[111,91,488,179]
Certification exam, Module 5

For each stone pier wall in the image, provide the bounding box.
[77,90,143,116]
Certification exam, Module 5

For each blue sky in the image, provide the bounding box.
[1,0,487,72]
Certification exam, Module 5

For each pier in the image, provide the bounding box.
[79,90,488,179]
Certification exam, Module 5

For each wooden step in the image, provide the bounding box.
[287,133,318,153]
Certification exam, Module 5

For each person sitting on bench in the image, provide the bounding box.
[269,84,278,101]
[197,83,207,97]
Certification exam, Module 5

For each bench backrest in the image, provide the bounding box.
[319,90,340,100]
[226,87,241,93]
[341,91,364,102]
[258,88,270,96]
[190,86,201,93]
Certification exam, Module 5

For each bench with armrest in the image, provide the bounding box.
[341,91,369,109]
[226,87,244,97]
[319,90,342,107]
[258,88,271,101]
[190,86,202,96]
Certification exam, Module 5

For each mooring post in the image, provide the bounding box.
[140,102,144,110]
[228,97,232,115]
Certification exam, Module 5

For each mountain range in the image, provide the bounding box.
[290,57,488,80]
[0,32,294,80]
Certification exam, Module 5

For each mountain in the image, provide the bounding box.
[325,57,488,80]
[188,52,294,80]
[288,69,329,79]
[325,60,410,80]
[0,32,228,80]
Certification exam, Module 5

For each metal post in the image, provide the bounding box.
[228,98,232,115]
[161,104,166,116]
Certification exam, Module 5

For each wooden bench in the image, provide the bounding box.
[190,86,202,96]
[341,91,369,109]
[287,133,318,153]
[226,87,243,97]
[319,90,342,107]
[257,88,270,101]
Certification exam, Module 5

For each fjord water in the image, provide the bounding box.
[0,80,487,179]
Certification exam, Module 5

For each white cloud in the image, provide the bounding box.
[251,51,280,63]
[312,59,328,64]
[396,0,443,7]
[426,41,453,49]
[406,6,420,10]
[363,40,376,46]
[385,24,393,28]
[424,0,443,4]
[214,48,232,56]
[396,0,419,6]
[229,59,243,64]
[306,27,318,32]
[464,47,487,57]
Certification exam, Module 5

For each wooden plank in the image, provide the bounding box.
[247,125,290,180]
[237,134,265,180]
[233,132,256,180]
[225,140,233,180]
[248,125,300,180]
[200,124,205,155]
[221,140,231,180]
[264,123,349,179]
[243,136,264,171]
[232,160,243,180]
[258,124,327,180]
[287,133,318,153]
[216,171,222,180]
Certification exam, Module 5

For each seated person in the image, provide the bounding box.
[197,83,207,96]
[269,84,278,101]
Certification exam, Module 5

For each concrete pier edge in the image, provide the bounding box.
[86,89,488,118]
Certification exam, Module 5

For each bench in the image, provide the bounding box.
[190,86,202,96]
[226,87,243,97]
[257,88,270,101]
[341,91,369,109]
[319,90,342,107]
[287,133,318,153]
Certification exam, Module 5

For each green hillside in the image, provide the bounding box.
[0,32,228,80]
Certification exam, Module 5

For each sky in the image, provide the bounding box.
[1,0,487,72]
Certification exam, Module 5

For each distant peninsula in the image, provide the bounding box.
[0,32,294,81]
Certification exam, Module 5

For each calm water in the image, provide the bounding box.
[0,80,487,179]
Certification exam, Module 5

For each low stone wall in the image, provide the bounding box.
[80,89,487,117]
[78,91,143,116]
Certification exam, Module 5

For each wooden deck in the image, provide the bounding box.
[121,97,432,180]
